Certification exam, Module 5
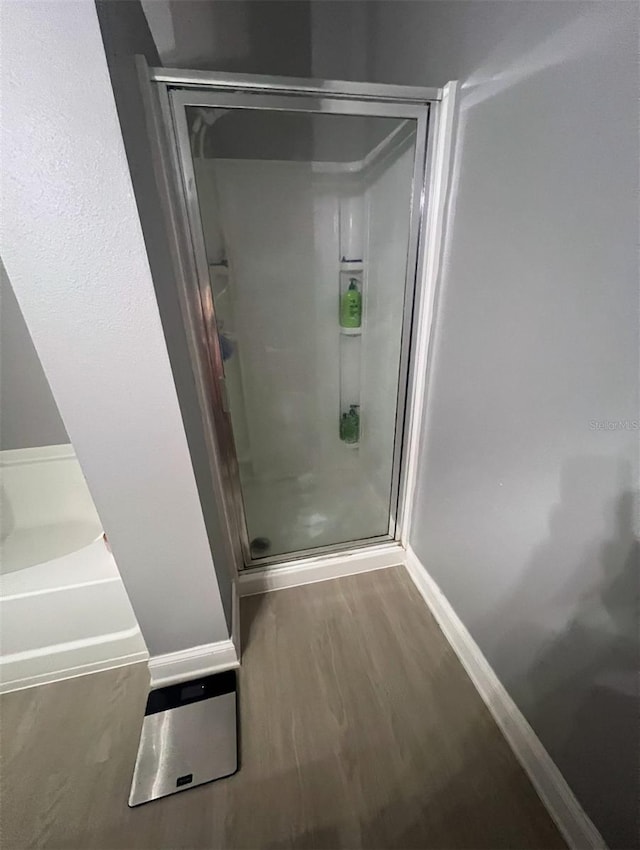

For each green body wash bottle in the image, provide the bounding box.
[340,405,360,444]
[340,278,362,328]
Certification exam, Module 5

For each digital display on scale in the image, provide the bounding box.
[181,683,206,701]
[144,671,236,717]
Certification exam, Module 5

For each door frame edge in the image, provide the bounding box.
[397,81,461,547]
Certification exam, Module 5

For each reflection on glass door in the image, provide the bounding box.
[173,96,423,564]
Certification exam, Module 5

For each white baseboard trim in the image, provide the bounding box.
[149,639,239,689]
[238,542,403,597]
[404,546,607,850]
[149,580,241,689]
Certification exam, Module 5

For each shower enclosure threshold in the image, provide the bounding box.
[239,465,391,567]
[237,541,404,595]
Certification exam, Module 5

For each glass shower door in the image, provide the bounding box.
[170,90,427,565]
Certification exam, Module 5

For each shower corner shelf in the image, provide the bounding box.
[209,262,229,276]
[340,326,362,337]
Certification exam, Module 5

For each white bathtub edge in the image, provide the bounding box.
[0,443,75,466]
[0,644,149,695]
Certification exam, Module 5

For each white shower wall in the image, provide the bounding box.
[211,159,343,482]
[193,145,413,555]
[361,145,415,513]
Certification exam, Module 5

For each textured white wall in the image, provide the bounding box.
[1,0,229,656]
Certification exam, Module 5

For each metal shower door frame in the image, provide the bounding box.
[152,70,437,569]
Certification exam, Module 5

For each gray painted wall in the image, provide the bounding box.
[1,260,68,450]
[140,0,370,82]
[95,0,234,631]
[365,3,638,847]
[141,0,312,76]
[3,0,230,658]
[140,2,638,842]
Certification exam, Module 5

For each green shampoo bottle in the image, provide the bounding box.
[340,278,362,328]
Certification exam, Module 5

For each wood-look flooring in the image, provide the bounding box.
[0,566,566,849]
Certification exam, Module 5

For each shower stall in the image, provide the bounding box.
[144,68,443,569]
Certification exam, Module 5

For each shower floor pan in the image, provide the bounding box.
[241,464,390,563]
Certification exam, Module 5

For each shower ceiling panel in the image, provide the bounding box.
[188,109,404,163]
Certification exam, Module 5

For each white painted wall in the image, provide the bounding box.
[366,3,639,847]
[0,260,69,450]
[1,0,230,657]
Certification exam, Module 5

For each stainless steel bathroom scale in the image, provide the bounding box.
[129,670,238,806]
